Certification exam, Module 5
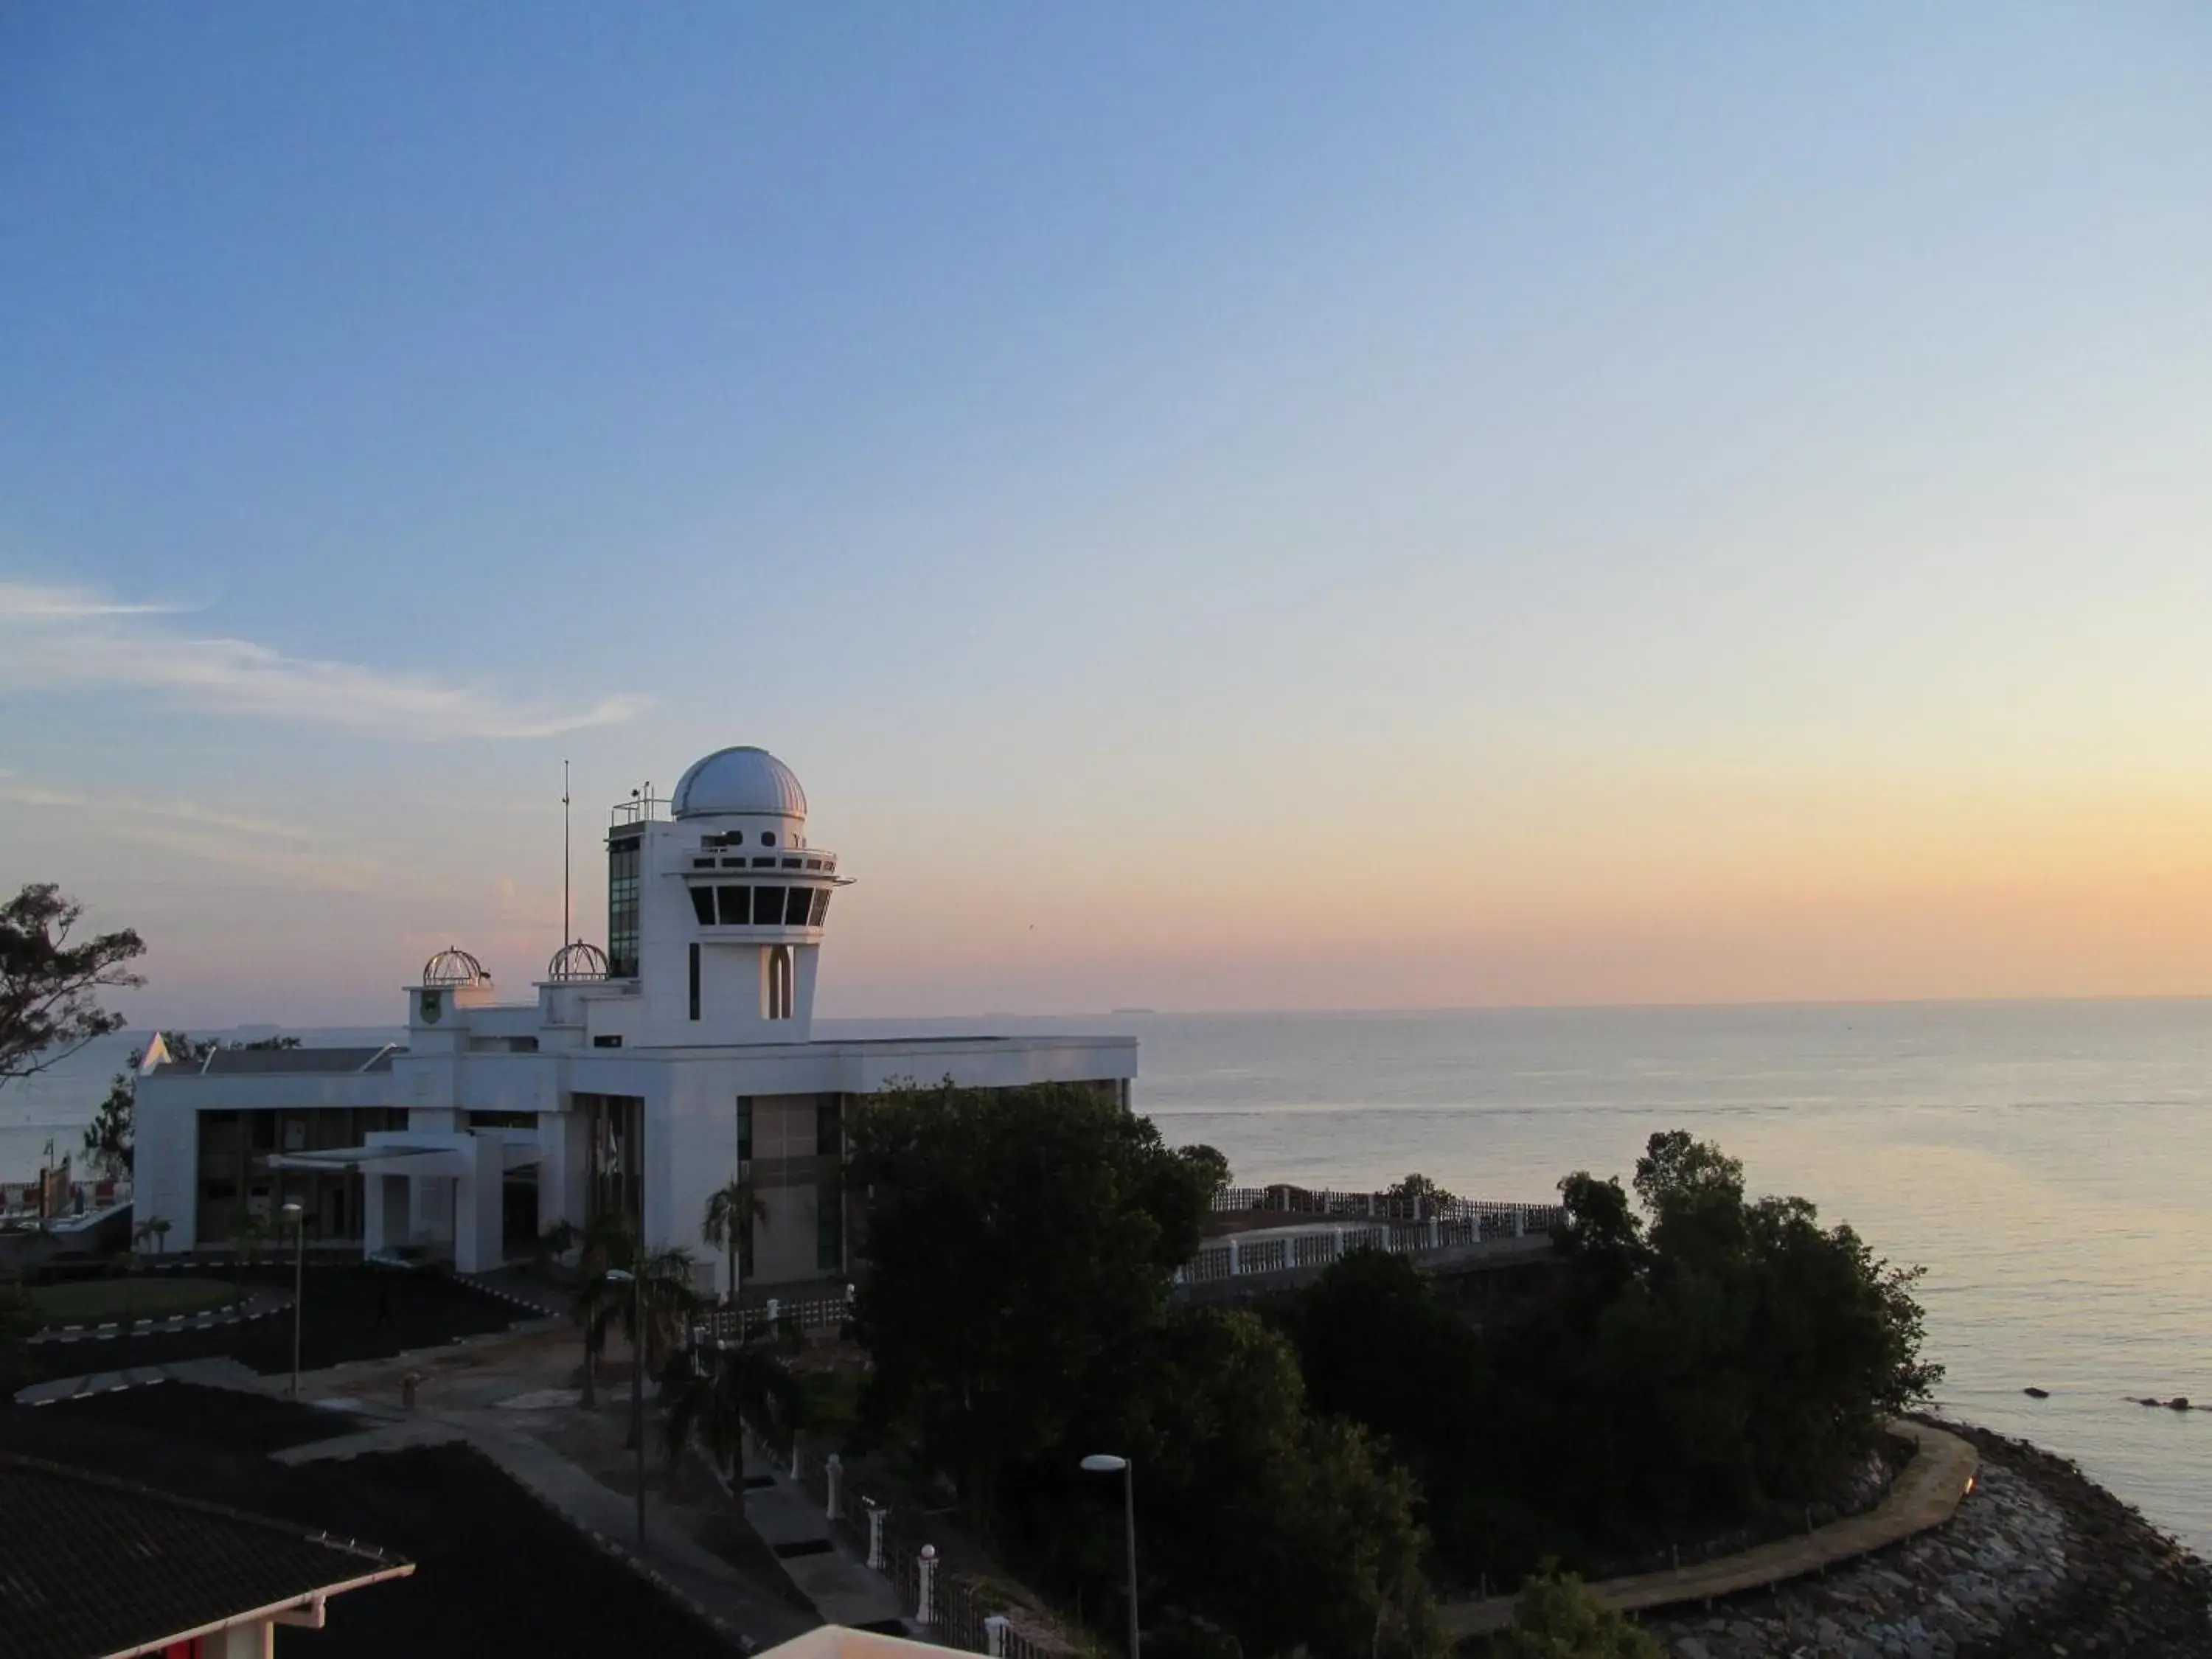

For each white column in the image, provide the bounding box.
[1225,1237,1240,1277]
[917,1545,938,1625]
[866,1501,886,1570]
[825,1453,843,1520]
[451,1136,504,1275]
[986,1615,1011,1658]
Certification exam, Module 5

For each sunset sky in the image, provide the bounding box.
[6,7,2212,1024]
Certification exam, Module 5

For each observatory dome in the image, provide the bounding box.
[671,746,808,821]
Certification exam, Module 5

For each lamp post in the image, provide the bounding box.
[1081,1453,1138,1659]
[280,1200,305,1399]
[605,1267,645,1543]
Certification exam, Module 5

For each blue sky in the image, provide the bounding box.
[6,6,2212,1021]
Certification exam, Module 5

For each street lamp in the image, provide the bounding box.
[605,1267,646,1543]
[280,1200,305,1399]
[1081,1453,1138,1659]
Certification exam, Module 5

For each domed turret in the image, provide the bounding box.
[421,946,490,987]
[671,747,808,821]
[547,939,610,982]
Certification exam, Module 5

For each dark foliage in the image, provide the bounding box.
[1290,1131,1941,1585]
[852,1082,1435,1658]
[0,883,145,1088]
[849,1080,1216,1521]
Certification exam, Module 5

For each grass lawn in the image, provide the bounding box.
[31,1276,240,1327]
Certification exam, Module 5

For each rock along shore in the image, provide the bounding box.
[1639,1420,2212,1659]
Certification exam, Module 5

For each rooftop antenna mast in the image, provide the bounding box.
[561,759,572,947]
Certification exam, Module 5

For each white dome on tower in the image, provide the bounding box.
[671,746,809,821]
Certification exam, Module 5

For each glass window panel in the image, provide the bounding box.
[785,886,813,925]
[811,889,832,925]
[754,886,784,925]
[689,887,716,925]
[717,886,750,925]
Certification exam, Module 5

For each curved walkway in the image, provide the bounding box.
[29,1287,288,1346]
[1440,1419,1979,1639]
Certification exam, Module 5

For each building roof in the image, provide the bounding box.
[153,1045,402,1077]
[0,1453,412,1659]
[672,745,809,820]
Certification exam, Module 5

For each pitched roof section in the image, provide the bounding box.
[152,1044,404,1077]
[0,1454,413,1659]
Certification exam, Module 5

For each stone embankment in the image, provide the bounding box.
[1641,1422,2212,1659]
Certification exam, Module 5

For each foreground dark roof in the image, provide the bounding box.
[153,1044,403,1077]
[0,1453,411,1659]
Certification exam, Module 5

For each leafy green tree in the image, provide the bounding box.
[1286,1250,1498,1571]
[0,883,145,1088]
[1095,1309,1440,1659]
[849,1079,1217,1523]
[1295,1133,1941,1582]
[1489,1568,1660,1659]
[1175,1143,1233,1202]
[700,1175,765,1304]
[1385,1172,1459,1212]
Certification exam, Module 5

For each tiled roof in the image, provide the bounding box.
[152,1045,403,1077]
[0,1454,411,1659]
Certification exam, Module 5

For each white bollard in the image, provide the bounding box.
[985,1615,1011,1658]
[1514,1208,1526,1237]
[825,1453,843,1521]
[1332,1226,1345,1262]
[866,1501,886,1570]
[917,1544,938,1626]
[1427,1218,1441,1251]
[1225,1237,1241,1277]
[767,1295,782,1326]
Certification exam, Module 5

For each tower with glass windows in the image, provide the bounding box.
[605,745,848,1044]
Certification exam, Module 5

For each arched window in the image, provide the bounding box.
[766,945,793,1020]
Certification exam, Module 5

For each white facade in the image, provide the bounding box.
[134,746,1135,1287]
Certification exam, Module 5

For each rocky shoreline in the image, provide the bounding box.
[1640,1420,2212,1659]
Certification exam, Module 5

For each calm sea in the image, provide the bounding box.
[8,1001,2208,1554]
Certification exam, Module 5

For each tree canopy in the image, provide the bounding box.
[1290,1131,1941,1584]
[849,1080,1222,1518]
[852,1079,1435,1659]
[0,883,145,1088]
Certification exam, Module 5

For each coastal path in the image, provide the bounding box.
[1438,1419,1980,1639]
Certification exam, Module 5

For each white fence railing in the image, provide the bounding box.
[1177,1203,1564,1286]
[698,1287,855,1344]
[1212,1185,1547,1225]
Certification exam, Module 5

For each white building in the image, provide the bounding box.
[133,745,1135,1291]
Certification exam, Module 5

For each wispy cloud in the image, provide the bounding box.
[0,774,380,890]
[0,580,649,739]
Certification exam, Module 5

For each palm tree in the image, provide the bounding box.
[132,1215,170,1256]
[573,1211,635,1410]
[232,1208,272,1290]
[660,1324,804,1480]
[700,1175,765,1306]
[573,1213,702,1412]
